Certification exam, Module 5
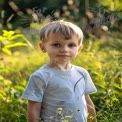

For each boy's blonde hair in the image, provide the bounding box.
[39,20,83,45]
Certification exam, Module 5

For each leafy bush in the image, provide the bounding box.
[0,28,122,121]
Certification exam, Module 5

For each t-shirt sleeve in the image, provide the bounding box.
[21,74,45,102]
[84,70,97,95]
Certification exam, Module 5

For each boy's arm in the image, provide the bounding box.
[85,95,97,122]
[27,100,41,122]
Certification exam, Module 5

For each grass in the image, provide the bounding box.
[0,26,122,121]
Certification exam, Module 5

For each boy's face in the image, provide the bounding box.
[40,33,82,64]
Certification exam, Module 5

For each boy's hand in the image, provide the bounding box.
[28,101,41,122]
[85,95,97,122]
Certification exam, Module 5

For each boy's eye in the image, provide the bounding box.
[68,43,76,48]
[52,43,61,47]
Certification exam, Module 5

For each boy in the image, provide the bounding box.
[22,20,97,122]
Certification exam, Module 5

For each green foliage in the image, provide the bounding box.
[0,30,30,121]
[0,30,28,55]
[0,0,122,121]
[0,33,122,121]
[102,0,122,10]
[0,74,27,121]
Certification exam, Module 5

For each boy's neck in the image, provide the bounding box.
[47,62,72,70]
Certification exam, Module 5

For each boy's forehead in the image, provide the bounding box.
[46,32,81,45]
[48,33,63,38]
[47,32,78,40]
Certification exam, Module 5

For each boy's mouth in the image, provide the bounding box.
[57,54,70,56]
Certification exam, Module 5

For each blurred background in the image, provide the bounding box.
[0,0,122,121]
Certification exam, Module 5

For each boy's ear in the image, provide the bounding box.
[78,45,83,53]
[39,42,46,53]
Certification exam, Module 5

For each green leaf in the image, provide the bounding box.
[3,30,15,38]
[9,34,23,41]
[0,90,6,101]
[19,114,27,120]
[0,66,6,71]
[0,36,8,42]
[14,85,25,92]
[5,42,28,48]
[95,83,106,89]
[0,75,4,80]
[2,47,12,55]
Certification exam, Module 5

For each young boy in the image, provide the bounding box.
[22,20,97,122]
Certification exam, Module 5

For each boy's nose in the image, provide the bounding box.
[60,46,68,52]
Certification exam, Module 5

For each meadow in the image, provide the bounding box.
[0,22,122,122]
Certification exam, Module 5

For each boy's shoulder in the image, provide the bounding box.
[30,65,48,77]
[73,65,88,73]
[72,65,90,78]
[30,64,57,79]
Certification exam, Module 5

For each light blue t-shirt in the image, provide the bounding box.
[22,64,97,122]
